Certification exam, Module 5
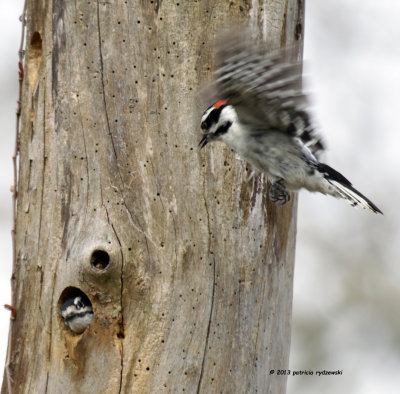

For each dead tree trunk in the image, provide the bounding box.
[3,1,304,393]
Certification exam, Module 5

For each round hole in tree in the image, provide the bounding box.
[91,250,110,270]
[59,287,94,334]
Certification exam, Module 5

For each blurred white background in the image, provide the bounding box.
[0,1,399,393]
[291,1,400,393]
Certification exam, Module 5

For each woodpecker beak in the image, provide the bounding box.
[198,134,209,149]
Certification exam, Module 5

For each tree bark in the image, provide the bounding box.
[3,0,304,393]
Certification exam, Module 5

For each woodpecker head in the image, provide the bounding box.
[199,100,236,148]
[60,295,94,334]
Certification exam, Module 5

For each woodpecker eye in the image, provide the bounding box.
[74,297,84,309]
[201,105,226,132]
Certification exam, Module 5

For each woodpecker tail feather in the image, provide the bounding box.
[318,164,382,214]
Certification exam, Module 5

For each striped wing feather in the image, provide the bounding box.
[212,32,325,156]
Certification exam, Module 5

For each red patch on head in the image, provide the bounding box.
[213,100,227,109]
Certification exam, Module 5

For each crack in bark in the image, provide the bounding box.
[44,268,57,394]
[196,253,215,394]
[196,181,215,393]
[37,89,47,258]
[96,0,119,166]
[196,156,215,394]
[103,205,125,393]
[76,97,90,207]
[111,223,125,394]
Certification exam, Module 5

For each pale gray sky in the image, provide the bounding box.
[292,1,400,393]
[0,1,399,393]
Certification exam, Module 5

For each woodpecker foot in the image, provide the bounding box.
[269,179,290,205]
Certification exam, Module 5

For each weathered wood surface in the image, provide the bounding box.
[3,1,303,393]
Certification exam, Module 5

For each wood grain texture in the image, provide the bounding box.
[3,1,304,393]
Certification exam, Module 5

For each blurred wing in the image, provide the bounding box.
[209,32,325,156]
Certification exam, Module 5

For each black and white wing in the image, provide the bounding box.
[206,32,324,157]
